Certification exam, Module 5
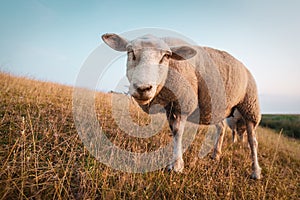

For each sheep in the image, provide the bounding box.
[226,109,247,143]
[102,33,262,179]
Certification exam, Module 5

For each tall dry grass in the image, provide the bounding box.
[0,73,299,199]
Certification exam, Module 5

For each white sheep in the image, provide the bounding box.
[102,33,262,179]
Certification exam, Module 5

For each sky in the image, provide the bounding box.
[0,0,299,114]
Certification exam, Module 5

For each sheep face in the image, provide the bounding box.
[102,33,197,105]
[126,47,170,105]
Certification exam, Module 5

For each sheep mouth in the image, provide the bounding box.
[132,96,152,105]
[130,87,156,105]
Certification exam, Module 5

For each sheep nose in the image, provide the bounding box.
[134,84,153,94]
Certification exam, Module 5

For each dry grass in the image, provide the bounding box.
[0,72,299,199]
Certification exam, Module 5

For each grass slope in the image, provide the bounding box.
[0,73,299,199]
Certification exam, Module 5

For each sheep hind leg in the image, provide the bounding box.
[246,121,261,179]
[212,121,225,161]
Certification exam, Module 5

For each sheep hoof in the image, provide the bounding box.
[168,158,184,173]
[250,173,261,180]
[250,168,262,180]
[211,153,221,161]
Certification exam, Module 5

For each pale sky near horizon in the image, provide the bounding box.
[0,0,299,113]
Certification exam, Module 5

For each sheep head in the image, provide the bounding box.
[102,33,197,105]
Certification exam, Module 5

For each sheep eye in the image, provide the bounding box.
[159,54,170,64]
[127,51,136,61]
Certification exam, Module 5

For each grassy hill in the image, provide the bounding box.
[0,73,299,199]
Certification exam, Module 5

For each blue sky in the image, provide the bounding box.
[0,0,299,113]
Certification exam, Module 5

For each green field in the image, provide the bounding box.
[260,114,300,139]
[0,73,299,199]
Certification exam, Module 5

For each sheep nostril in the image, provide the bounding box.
[135,84,153,94]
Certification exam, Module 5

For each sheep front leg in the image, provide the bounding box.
[167,114,187,173]
[212,121,225,161]
[232,125,238,143]
[227,118,238,143]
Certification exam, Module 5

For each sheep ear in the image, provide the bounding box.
[101,33,128,52]
[170,46,197,60]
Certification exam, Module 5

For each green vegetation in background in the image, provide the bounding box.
[260,114,300,139]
